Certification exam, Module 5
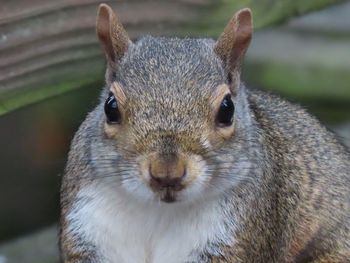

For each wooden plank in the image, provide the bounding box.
[0,0,344,115]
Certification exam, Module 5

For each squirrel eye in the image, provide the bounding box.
[104,92,121,124]
[216,94,234,127]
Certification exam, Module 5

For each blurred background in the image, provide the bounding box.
[0,0,349,262]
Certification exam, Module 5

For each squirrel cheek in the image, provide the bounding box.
[207,125,235,148]
[182,154,207,186]
[104,122,123,139]
[217,124,235,140]
[137,156,152,183]
[103,111,131,141]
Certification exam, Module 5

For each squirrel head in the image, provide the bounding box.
[94,4,253,203]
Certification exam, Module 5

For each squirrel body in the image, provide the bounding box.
[60,4,350,263]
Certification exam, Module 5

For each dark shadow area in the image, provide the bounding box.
[0,83,101,242]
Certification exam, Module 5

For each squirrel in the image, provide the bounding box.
[59,3,350,263]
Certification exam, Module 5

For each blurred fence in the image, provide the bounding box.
[0,0,344,115]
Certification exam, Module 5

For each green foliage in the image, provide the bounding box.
[181,0,344,36]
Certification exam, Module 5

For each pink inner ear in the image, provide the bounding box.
[235,9,253,47]
[96,4,116,62]
[214,8,253,73]
[96,4,131,84]
[231,10,252,60]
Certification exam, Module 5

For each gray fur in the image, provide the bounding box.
[60,35,350,263]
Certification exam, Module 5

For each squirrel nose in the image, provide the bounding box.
[149,156,186,190]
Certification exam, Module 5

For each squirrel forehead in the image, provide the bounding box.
[115,36,226,96]
[110,36,230,134]
[124,88,211,137]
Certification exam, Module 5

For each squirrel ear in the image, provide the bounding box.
[96,4,131,84]
[214,8,252,79]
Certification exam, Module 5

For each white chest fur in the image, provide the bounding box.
[67,182,236,263]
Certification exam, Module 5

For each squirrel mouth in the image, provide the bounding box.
[159,188,177,203]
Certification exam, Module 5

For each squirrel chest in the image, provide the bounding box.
[67,183,236,263]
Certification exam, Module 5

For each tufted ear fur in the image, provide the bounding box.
[214,8,253,87]
[96,4,131,84]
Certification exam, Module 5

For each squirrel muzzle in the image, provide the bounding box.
[149,154,186,192]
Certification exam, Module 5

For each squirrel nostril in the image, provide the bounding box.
[149,165,186,189]
[151,176,183,188]
[148,155,187,190]
[181,167,186,179]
